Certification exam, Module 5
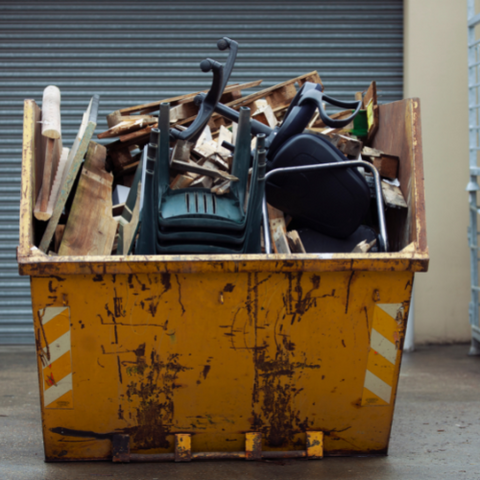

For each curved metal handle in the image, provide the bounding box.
[298,90,362,129]
[262,160,388,254]
[171,38,238,143]
[171,59,223,142]
[217,37,238,94]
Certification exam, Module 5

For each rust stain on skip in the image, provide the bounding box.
[248,272,321,448]
[122,343,192,450]
[282,273,332,325]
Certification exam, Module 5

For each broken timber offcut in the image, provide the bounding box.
[18,98,428,462]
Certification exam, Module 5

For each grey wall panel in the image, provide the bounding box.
[0,0,403,344]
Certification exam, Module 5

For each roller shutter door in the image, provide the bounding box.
[0,0,403,344]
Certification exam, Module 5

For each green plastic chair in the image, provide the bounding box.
[156,106,253,233]
[156,137,266,253]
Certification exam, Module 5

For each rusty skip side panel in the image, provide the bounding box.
[30,269,414,461]
[18,253,429,277]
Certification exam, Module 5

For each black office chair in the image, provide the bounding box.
[199,81,373,240]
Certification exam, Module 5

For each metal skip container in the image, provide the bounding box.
[18,97,428,462]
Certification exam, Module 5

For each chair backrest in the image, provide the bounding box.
[155,103,171,195]
[170,37,238,144]
[242,134,267,252]
[230,107,252,210]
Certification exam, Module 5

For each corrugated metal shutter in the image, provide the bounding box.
[0,0,403,344]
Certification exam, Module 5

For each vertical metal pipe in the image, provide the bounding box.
[467,0,480,353]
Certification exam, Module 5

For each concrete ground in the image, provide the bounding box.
[0,344,479,480]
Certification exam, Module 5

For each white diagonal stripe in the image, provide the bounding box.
[377,303,402,320]
[364,370,392,404]
[42,330,70,365]
[370,328,397,364]
[40,306,68,325]
[44,373,72,407]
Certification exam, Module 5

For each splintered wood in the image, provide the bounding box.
[268,204,290,254]
[39,95,100,253]
[59,142,117,256]
[29,70,401,257]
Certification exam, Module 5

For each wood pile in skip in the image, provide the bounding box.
[30,73,408,257]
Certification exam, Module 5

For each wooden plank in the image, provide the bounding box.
[171,159,238,182]
[215,125,233,158]
[53,224,65,253]
[107,110,122,128]
[265,83,297,110]
[39,95,100,252]
[252,103,278,128]
[119,125,154,143]
[352,238,377,253]
[97,117,157,139]
[371,99,427,252]
[116,160,140,178]
[311,110,355,129]
[362,146,383,157]
[172,139,194,162]
[44,146,70,220]
[58,142,117,256]
[382,180,408,209]
[372,154,399,180]
[170,101,199,123]
[19,99,41,254]
[34,137,62,220]
[170,173,196,190]
[107,133,150,152]
[107,111,155,128]
[210,179,231,195]
[174,72,321,129]
[190,175,213,188]
[118,80,263,116]
[209,153,230,171]
[267,204,290,254]
[330,134,363,158]
[363,80,377,110]
[225,71,321,110]
[193,140,217,159]
[286,230,306,254]
[109,145,135,172]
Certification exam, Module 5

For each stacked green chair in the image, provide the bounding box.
[136,104,266,255]
[135,36,267,255]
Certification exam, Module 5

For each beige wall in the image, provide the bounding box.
[404,0,472,343]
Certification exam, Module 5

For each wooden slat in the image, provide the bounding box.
[176,72,321,129]
[97,117,157,139]
[18,99,40,255]
[39,95,100,253]
[171,159,238,182]
[118,80,263,115]
[59,142,117,256]
[34,137,62,220]
[371,98,427,252]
